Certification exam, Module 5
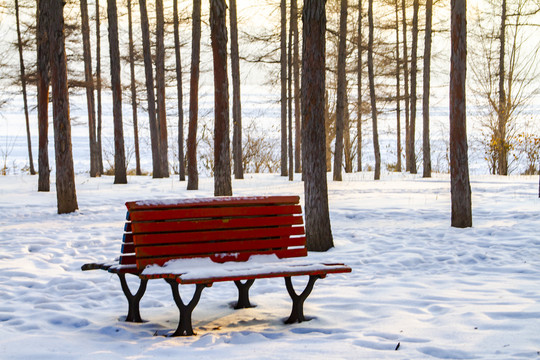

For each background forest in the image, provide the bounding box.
[0,0,539,182]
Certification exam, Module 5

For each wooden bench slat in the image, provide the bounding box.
[143,264,351,284]
[130,214,303,234]
[135,247,309,268]
[135,236,307,258]
[120,254,136,265]
[128,204,302,222]
[126,195,300,211]
[132,226,305,246]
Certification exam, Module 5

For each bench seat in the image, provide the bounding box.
[82,195,351,336]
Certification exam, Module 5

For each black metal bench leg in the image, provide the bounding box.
[284,275,320,324]
[118,273,148,323]
[165,279,207,336]
[234,279,255,309]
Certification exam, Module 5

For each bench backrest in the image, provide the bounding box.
[119,196,307,270]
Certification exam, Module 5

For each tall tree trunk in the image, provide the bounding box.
[173,0,185,181]
[210,0,232,196]
[401,0,411,172]
[80,0,99,177]
[288,7,294,181]
[409,0,419,174]
[498,0,508,176]
[139,0,163,178]
[156,0,169,177]
[368,0,381,180]
[37,0,50,191]
[15,0,35,175]
[187,0,202,190]
[450,0,472,228]
[357,0,363,172]
[333,0,347,181]
[344,98,352,173]
[422,0,433,178]
[302,0,334,252]
[325,90,332,171]
[96,0,104,174]
[292,0,301,174]
[49,0,78,214]
[107,0,127,184]
[395,0,402,172]
[230,0,243,180]
[280,0,288,177]
[127,0,141,175]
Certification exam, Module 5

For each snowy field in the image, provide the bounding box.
[0,171,539,359]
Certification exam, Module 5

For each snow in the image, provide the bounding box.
[1,171,539,359]
[140,254,350,282]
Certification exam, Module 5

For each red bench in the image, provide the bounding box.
[82,196,351,336]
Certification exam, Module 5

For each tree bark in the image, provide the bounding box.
[156,0,169,177]
[173,0,185,181]
[401,0,411,172]
[422,0,433,178]
[210,0,232,197]
[288,6,294,181]
[107,0,127,184]
[368,0,381,180]
[49,0,78,213]
[498,0,508,175]
[280,0,288,177]
[37,0,50,191]
[127,0,141,175]
[357,0,363,172]
[187,0,201,190]
[139,0,163,178]
[230,0,243,180]
[395,0,402,172]
[80,0,99,177]
[450,0,472,228]
[302,0,334,252]
[292,0,301,174]
[15,0,35,175]
[96,0,104,174]
[409,0,419,174]
[333,0,347,181]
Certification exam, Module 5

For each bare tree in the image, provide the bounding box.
[280,0,288,177]
[96,0,104,174]
[210,0,232,196]
[498,0,508,175]
[156,0,169,177]
[333,0,347,181]
[127,0,142,175]
[230,0,243,180]
[357,0,363,172]
[80,0,100,177]
[139,0,163,178]
[402,0,411,172]
[288,7,294,181]
[37,0,50,191]
[408,0,419,174]
[368,0,381,180]
[187,0,201,190]
[15,0,35,175]
[302,0,334,251]
[450,0,472,228]
[394,0,402,172]
[49,0,78,213]
[422,0,433,178]
[173,0,185,181]
[107,0,127,184]
[292,0,301,174]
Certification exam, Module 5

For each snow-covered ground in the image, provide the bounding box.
[0,171,539,359]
